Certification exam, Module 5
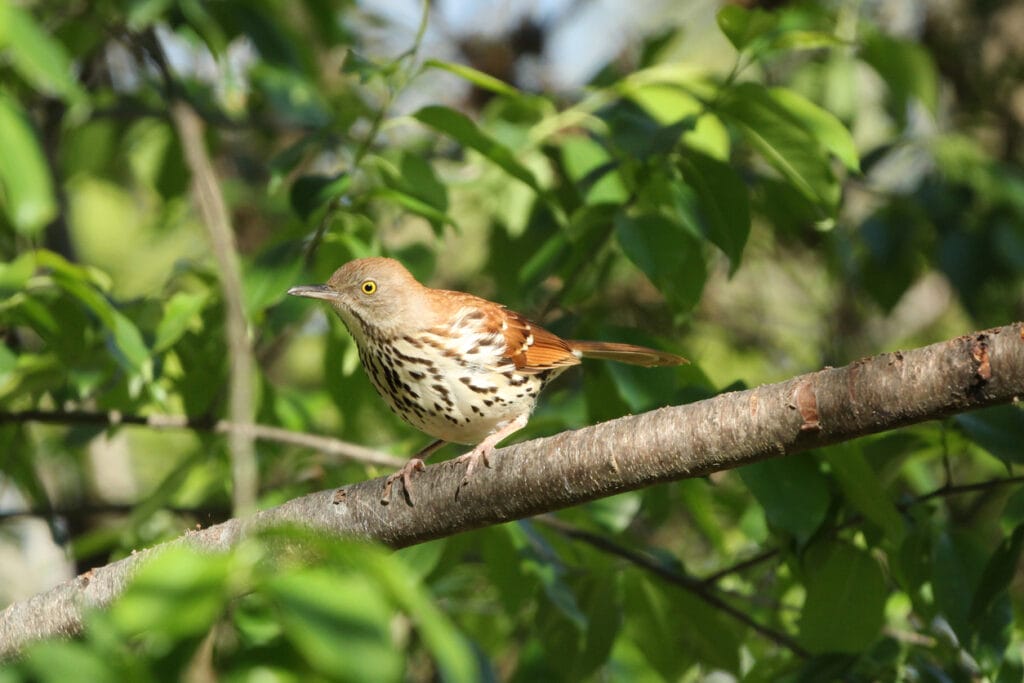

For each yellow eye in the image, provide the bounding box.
[360,279,377,295]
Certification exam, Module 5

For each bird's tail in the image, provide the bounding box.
[568,340,688,367]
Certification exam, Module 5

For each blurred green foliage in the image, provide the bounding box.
[1,0,1023,680]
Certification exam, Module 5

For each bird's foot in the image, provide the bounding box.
[380,457,425,506]
[456,445,493,492]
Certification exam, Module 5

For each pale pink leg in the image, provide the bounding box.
[381,439,446,506]
[456,414,529,488]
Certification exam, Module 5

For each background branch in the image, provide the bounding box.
[0,411,403,468]
[169,100,258,517]
[1,323,1022,658]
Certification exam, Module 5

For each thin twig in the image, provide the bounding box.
[699,473,1024,585]
[535,515,810,658]
[0,410,404,468]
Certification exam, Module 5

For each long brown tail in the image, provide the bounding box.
[568,340,688,367]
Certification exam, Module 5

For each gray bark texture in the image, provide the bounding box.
[1,323,1022,659]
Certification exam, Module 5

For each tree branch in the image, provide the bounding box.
[169,100,258,517]
[0,411,404,468]
[534,516,810,657]
[1,324,1022,658]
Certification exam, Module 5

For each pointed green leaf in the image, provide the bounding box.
[824,443,906,544]
[155,291,209,353]
[677,151,751,271]
[424,58,522,98]
[414,105,540,192]
[0,94,57,234]
[269,569,401,679]
[861,33,938,114]
[955,404,1024,466]
[715,82,839,211]
[290,172,351,221]
[716,5,778,52]
[614,211,706,313]
[0,3,84,102]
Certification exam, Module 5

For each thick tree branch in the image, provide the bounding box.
[1,324,1022,658]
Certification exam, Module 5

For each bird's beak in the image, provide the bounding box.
[287,284,340,301]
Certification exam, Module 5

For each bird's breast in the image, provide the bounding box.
[354,318,561,444]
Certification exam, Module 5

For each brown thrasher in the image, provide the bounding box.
[289,257,686,504]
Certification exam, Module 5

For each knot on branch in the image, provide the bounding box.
[970,335,992,391]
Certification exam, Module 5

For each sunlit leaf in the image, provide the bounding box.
[269,569,401,680]
[154,291,209,352]
[0,94,57,234]
[715,82,839,211]
[424,59,522,99]
[414,106,541,192]
[0,3,84,102]
[716,5,778,52]
[110,546,231,638]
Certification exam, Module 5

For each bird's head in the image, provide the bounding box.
[288,257,428,341]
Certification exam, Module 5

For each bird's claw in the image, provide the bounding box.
[380,457,425,506]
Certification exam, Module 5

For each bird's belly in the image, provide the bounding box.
[358,340,554,444]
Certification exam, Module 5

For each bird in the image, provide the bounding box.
[288,257,686,504]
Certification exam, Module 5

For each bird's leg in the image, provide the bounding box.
[457,414,529,489]
[381,439,447,506]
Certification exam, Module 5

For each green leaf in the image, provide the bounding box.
[372,188,455,231]
[269,569,402,680]
[0,93,57,234]
[560,136,628,205]
[290,172,351,221]
[0,3,84,102]
[614,211,706,313]
[677,151,751,272]
[623,571,740,675]
[824,443,906,544]
[970,524,1024,624]
[861,33,938,115]
[413,106,541,192]
[715,82,839,212]
[955,405,1024,467]
[109,309,151,376]
[767,87,860,172]
[932,530,988,640]
[365,548,478,683]
[622,572,692,679]
[23,641,119,683]
[738,455,830,545]
[767,30,846,53]
[423,58,522,99]
[154,291,209,353]
[110,546,231,639]
[125,0,175,29]
[0,252,35,297]
[716,5,778,52]
[243,241,305,317]
[799,540,886,653]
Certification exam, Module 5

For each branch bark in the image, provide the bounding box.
[1,324,1022,658]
